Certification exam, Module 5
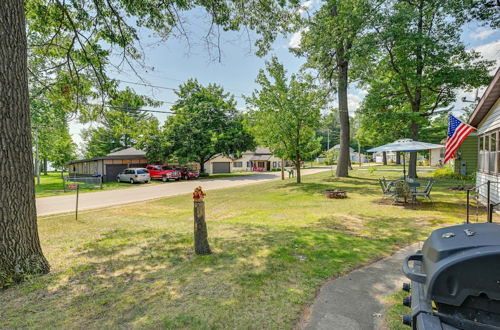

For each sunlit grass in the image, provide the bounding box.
[3,168,485,329]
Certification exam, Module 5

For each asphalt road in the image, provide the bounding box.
[36,167,329,216]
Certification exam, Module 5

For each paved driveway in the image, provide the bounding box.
[36,168,329,216]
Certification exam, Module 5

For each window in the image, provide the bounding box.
[491,133,497,173]
[479,132,500,174]
[137,169,147,174]
[233,162,243,167]
[246,161,251,167]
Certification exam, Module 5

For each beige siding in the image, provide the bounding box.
[477,98,500,134]
[476,98,500,205]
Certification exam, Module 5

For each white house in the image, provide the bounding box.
[468,67,500,206]
[319,144,368,163]
[429,146,445,167]
[204,147,283,174]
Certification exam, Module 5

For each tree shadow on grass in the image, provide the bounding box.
[1,213,443,329]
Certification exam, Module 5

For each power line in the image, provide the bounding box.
[116,79,248,99]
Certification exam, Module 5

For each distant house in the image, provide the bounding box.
[468,67,500,204]
[204,147,283,174]
[429,144,445,167]
[323,144,368,163]
[68,147,147,182]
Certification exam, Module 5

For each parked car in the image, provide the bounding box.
[145,165,181,182]
[175,166,199,180]
[117,168,150,184]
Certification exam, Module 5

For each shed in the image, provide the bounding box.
[68,147,148,182]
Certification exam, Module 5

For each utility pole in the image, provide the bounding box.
[35,128,40,185]
[327,128,330,151]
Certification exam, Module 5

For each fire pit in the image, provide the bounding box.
[325,189,347,199]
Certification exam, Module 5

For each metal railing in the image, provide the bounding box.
[63,175,103,192]
[466,180,499,223]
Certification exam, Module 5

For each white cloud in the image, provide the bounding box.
[474,40,500,69]
[298,0,314,14]
[347,93,363,113]
[471,27,496,41]
[288,28,309,49]
[289,32,302,49]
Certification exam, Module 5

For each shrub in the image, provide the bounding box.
[432,165,474,181]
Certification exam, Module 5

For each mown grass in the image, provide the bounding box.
[3,168,481,329]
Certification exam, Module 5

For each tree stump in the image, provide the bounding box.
[193,200,212,255]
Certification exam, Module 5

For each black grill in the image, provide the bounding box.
[402,223,500,330]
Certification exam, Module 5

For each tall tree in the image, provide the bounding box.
[161,79,255,173]
[246,57,324,183]
[294,0,376,177]
[82,89,159,158]
[1,0,51,285]
[367,0,493,177]
[1,0,301,286]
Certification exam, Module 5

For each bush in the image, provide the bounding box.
[432,165,474,181]
[199,173,210,177]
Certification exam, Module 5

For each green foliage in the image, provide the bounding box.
[294,0,377,177]
[82,88,160,158]
[432,165,474,181]
[246,57,324,181]
[157,79,255,172]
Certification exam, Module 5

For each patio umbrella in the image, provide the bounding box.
[367,139,444,178]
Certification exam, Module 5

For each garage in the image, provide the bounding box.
[105,164,129,182]
[212,162,230,173]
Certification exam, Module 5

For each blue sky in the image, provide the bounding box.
[69,7,500,151]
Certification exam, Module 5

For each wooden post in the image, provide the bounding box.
[193,187,211,255]
[75,184,79,221]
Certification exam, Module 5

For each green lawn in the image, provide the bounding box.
[35,172,258,198]
[3,169,481,329]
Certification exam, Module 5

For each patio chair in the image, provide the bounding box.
[379,178,394,199]
[412,180,434,204]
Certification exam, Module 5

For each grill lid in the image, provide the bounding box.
[421,223,500,306]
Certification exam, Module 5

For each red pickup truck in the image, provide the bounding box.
[145,165,181,182]
[174,166,199,180]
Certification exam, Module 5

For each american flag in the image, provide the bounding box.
[444,115,475,163]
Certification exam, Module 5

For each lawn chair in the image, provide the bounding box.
[412,179,434,204]
[379,178,394,199]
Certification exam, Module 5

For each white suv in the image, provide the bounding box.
[117,168,150,184]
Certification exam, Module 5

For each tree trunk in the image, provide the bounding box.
[280,158,284,180]
[0,0,50,287]
[395,152,401,165]
[336,60,350,177]
[382,151,387,165]
[408,0,423,179]
[193,200,211,255]
[408,121,419,178]
[43,157,48,175]
[295,153,301,184]
[199,160,205,174]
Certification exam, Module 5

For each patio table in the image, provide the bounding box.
[389,181,421,205]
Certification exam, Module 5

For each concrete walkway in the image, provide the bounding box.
[301,243,422,330]
[36,167,329,216]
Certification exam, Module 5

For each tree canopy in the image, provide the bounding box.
[246,57,324,183]
[156,79,255,172]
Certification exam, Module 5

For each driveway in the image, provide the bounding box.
[36,167,329,216]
